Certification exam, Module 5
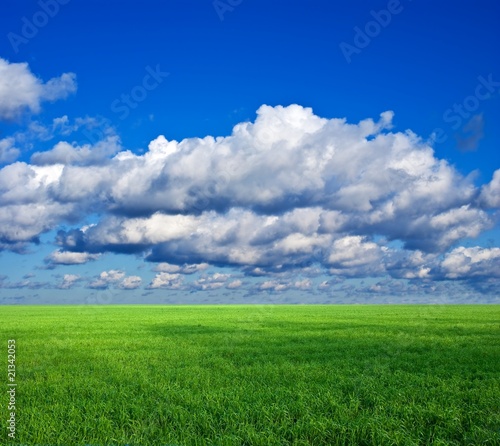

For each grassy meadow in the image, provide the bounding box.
[1,304,499,445]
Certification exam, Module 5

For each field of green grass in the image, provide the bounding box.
[1,304,499,445]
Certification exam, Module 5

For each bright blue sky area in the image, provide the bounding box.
[0,0,499,303]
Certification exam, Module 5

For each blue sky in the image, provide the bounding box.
[0,0,499,304]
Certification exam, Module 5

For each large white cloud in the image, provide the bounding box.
[31,135,122,166]
[0,138,20,163]
[0,58,76,120]
[327,236,386,277]
[0,162,76,246]
[480,169,500,208]
[440,247,500,279]
[0,104,498,284]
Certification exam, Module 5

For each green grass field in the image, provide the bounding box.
[1,305,499,445]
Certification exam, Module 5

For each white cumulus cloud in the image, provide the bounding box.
[148,272,183,290]
[0,104,498,287]
[57,274,81,289]
[88,270,126,289]
[0,58,76,120]
[0,138,20,164]
[480,169,500,209]
[119,276,142,290]
[46,250,100,266]
[441,247,500,279]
